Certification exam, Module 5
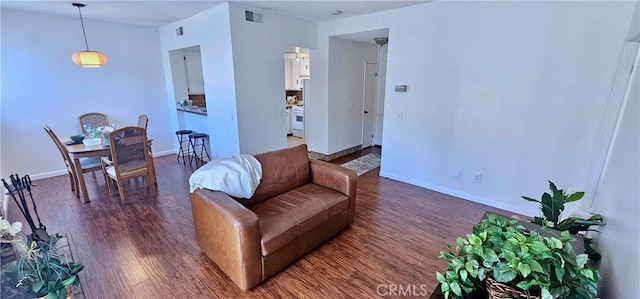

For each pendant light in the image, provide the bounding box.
[71,3,107,67]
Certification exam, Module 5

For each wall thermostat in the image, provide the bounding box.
[395,85,407,92]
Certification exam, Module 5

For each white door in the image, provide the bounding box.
[362,62,377,148]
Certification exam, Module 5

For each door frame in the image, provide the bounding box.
[361,61,377,148]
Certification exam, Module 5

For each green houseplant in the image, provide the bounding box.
[4,234,84,299]
[522,181,605,262]
[436,213,598,299]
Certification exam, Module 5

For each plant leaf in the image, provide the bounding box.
[441,281,450,293]
[565,191,584,202]
[468,234,482,246]
[518,263,532,278]
[544,237,563,249]
[575,254,588,268]
[581,269,594,280]
[550,286,570,298]
[541,288,553,299]
[493,263,518,283]
[522,196,540,203]
[483,248,499,264]
[450,282,462,296]
[528,260,544,273]
[554,265,565,281]
[460,269,468,282]
[436,272,446,283]
[516,280,536,291]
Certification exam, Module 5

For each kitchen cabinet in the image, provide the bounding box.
[290,60,302,90]
[299,57,310,77]
[184,53,204,94]
[284,60,292,90]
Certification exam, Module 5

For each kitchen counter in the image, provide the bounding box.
[177,106,207,116]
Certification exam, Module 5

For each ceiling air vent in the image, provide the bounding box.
[176,26,184,36]
[245,10,263,23]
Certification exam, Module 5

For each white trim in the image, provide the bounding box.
[26,150,177,181]
[379,170,536,217]
[153,149,178,158]
[29,170,69,180]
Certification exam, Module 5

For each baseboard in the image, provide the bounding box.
[28,150,177,181]
[29,170,69,180]
[378,171,534,217]
[153,149,177,157]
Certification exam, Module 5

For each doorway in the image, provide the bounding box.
[284,47,310,148]
[168,45,210,154]
[362,62,377,148]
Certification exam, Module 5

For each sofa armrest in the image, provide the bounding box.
[309,159,358,224]
[190,190,262,291]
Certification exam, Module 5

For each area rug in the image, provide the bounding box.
[340,153,381,176]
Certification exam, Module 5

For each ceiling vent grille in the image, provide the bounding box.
[245,10,263,23]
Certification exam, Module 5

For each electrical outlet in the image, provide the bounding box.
[474,172,482,183]
[397,112,403,121]
[454,168,462,178]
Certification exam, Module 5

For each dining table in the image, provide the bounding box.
[61,136,156,203]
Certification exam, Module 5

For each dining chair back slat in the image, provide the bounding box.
[79,113,109,134]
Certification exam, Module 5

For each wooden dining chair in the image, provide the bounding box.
[101,126,157,203]
[79,112,109,134]
[137,114,148,129]
[43,125,103,197]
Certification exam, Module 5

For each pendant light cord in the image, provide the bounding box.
[76,5,90,51]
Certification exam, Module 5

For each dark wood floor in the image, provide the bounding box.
[4,147,514,298]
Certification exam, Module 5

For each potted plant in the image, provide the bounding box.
[4,234,84,299]
[0,216,22,257]
[436,213,598,299]
[522,181,605,262]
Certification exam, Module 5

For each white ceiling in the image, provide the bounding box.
[0,1,428,27]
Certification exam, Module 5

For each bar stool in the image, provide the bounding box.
[175,130,193,164]
[189,132,211,166]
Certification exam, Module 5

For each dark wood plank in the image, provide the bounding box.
[4,148,516,298]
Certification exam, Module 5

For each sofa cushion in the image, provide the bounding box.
[247,144,310,206]
[249,183,349,255]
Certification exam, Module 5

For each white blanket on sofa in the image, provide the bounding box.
[189,154,263,199]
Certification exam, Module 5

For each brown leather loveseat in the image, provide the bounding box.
[190,144,357,291]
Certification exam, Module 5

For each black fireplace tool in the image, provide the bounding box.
[2,174,49,243]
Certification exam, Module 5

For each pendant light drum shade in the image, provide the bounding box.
[72,3,107,67]
[72,51,107,67]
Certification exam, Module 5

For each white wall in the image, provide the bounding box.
[327,37,377,153]
[592,50,639,298]
[228,3,317,155]
[0,9,173,179]
[158,3,240,159]
[314,1,636,216]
